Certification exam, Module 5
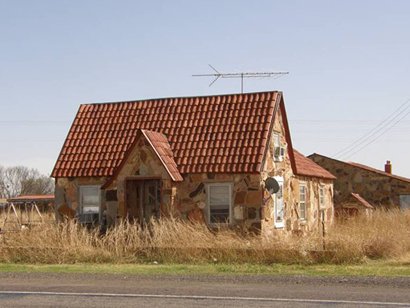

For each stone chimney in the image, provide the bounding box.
[384,160,392,174]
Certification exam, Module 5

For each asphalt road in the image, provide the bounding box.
[0,272,409,307]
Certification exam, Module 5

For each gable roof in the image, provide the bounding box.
[52,91,284,178]
[141,130,183,182]
[350,193,374,209]
[293,150,336,180]
[103,129,183,187]
[347,161,410,183]
[309,153,410,184]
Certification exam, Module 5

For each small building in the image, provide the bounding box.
[334,192,374,218]
[52,91,335,236]
[309,153,410,211]
[7,194,55,212]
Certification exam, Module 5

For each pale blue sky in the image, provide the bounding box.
[1,0,409,176]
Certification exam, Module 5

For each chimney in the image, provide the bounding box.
[384,160,392,174]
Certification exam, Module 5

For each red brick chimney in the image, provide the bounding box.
[385,160,392,174]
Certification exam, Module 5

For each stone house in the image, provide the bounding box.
[52,91,335,236]
[309,153,410,211]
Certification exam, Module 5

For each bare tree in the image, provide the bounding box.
[0,166,54,199]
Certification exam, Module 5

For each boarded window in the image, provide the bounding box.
[207,184,231,224]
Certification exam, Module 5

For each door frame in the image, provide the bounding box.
[124,177,162,225]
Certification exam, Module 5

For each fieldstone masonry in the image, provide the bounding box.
[309,154,410,209]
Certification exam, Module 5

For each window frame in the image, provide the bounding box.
[399,195,410,210]
[273,176,285,228]
[319,185,325,209]
[79,185,101,223]
[206,183,233,225]
[299,182,307,221]
[272,132,285,162]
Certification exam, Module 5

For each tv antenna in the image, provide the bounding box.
[193,65,289,93]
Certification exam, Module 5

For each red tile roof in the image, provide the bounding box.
[141,130,183,182]
[350,193,374,209]
[52,91,280,178]
[294,150,336,180]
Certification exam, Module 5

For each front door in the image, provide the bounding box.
[126,179,161,226]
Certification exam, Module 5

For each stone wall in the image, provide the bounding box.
[261,107,334,237]
[54,176,107,220]
[104,136,175,221]
[173,173,263,230]
[295,176,334,231]
[55,135,265,230]
[309,155,410,208]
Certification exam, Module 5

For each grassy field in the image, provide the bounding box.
[0,209,409,267]
[0,261,409,277]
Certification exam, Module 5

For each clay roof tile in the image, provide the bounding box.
[52,91,284,178]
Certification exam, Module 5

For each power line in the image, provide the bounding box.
[333,98,410,158]
[340,107,410,160]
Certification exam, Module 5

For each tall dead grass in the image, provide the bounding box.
[0,209,409,265]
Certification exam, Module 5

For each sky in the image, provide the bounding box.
[0,0,409,177]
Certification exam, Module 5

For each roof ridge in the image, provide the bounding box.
[309,153,410,183]
[80,90,281,106]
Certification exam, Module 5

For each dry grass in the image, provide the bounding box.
[0,209,409,265]
[326,209,410,263]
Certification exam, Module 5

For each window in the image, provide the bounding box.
[299,183,307,220]
[273,177,284,228]
[319,186,325,208]
[400,195,410,210]
[79,185,100,224]
[207,183,232,224]
[272,133,285,162]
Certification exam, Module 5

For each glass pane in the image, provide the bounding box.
[300,202,306,219]
[275,181,284,223]
[209,186,229,206]
[81,186,99,206]
[209,185,230,223]
[300,186,306,202]
[82,206,99,214]
[210,209,229,223]
[400,195,410,210]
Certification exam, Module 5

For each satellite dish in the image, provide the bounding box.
[265,177,280,194]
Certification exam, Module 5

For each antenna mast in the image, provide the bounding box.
[193,65,289,93]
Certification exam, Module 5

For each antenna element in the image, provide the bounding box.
[193,65,289,93]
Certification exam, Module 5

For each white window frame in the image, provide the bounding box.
[273,176,284,228]
[319,185,325,209]
[79,185,101,223]
[206,183,233,225]
[299,182,307,221]
[272,133,285,162]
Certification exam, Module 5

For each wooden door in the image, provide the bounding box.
[126,179,161,226]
